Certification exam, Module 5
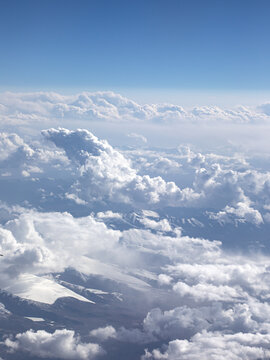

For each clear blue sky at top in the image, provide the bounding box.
[0,0,270,90]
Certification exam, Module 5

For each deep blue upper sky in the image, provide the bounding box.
[1,0,270,91]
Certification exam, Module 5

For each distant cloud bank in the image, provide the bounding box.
[1,91,270,128]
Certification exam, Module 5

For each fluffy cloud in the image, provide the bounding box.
[0,131,70,180]
[89,326,117,341]
[1,91,269,127]
[164,257,270,303]
[89,325,153,344]
[0,210,121,278]
[78,207,270,358]
[1,127,270,221]
[89,296,270,356]
[0,132,35,178]
[42,128,200,207]
[0,132,33,162]
[106,141,270,219]
[0,205,220,286]
[139,218,172,232]
[208,200,263,225]
[5,329,104,359]
[190,161,270,222]
[141,303,259,339]
[142,331,270,360]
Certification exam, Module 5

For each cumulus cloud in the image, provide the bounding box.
[0,205,219,284]
[191,161,270,220]
[0,210,121,278]
[89,295,270,355]
[42,128,200,207]
[136,155,181,176]
[164,257,270,304]
[76,206,270,358]
[139,218,172,232]
[0,132,35,178]
[208,200,264,225]
[105,141,270,218]
[0,131,70,181]
[140,303,260,340]
[0,208,149,302]
[1,126,270,222]
[89,326,117,341]
[4,329,104,359]
[1,91,270,128]
[89,325,153,344]
[142,331,270,360]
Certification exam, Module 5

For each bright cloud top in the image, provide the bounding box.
[5,329,104,360]
[42,128,199,207]
[1,91,270,128]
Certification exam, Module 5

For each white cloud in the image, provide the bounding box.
[42,128,200,207]
[0,131,70,180]
[5,329,104,359]
[208,200,264,225]
[142,331,270,360]
[1,91,269,128]
[89,326,117,341]
[0,208,161,298]
[157,274,172,285]
[0,132,31,162]
[173,282,245,302]
[0,210,121,276]
[138,156,181,176]
[88,295,270,352]
[1,126,270,220]
[140,301,265,340]
[96,211,122,219]
[139,218,172,232]
[65,193,87,205]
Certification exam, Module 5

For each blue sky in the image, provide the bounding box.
[1,0,270,93]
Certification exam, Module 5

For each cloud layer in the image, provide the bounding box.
[42,128,199,207]
[1,118,270,359]
[1,203,270,358]
[5,329,104,359]
[1,91,270,127]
